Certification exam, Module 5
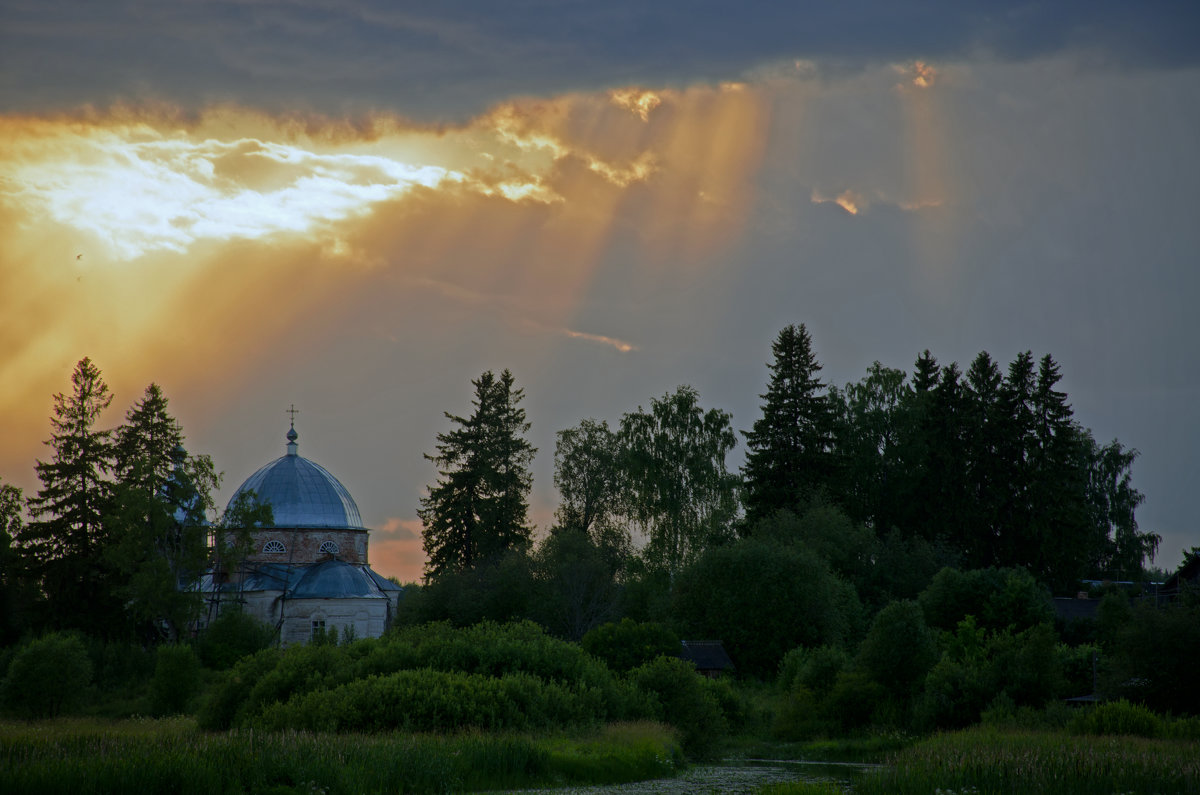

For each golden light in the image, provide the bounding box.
[894,60,939,90]
[811,188,863,215]
[0,85,770,495]
[893,60,960,298]
[608,87,663,121]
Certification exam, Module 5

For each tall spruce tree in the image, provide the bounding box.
[107,384,217,641]
[741,324,833,526]
[962,351,1007,566]
[20,357,121,634]
[1023,354,1092,586]
[113,384,184,493]
[419,369,536,581]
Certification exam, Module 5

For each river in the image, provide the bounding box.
[495,758,881,794]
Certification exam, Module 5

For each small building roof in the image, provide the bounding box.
[1053,597,1100,622]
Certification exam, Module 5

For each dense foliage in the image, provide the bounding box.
[0,632,92,718]
[197,620,734,758]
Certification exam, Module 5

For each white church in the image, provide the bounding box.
[202,421,402,645]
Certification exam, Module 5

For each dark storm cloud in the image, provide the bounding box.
[2,0,1197,118]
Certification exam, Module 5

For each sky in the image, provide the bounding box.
[2,1,1198,583]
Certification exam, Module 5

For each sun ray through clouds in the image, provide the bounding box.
[0,86,769,484]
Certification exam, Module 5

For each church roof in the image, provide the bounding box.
[288,559,385,599]
[228,424,364,529]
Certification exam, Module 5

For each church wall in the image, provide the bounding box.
[279,597,387,647]
[248,528,369,565]
[243,590,283,629]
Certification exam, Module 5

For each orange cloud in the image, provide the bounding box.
[608,88,662,121]
[810,187,944,217]
[0,85,770,495]
[894,60,939,90]
[811,188,863,215]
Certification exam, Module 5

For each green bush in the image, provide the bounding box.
[700,674,749,732]
[84,637,155,693]
[150,644,201,716]
[1100,600,1200,714]
[253,668,604,733]
[1071,699,1163,738]
[672,538,862,678]
[919,566,1054,634]
[1058,642,1099,698]
[986,623,1063,707]
[582,619,679,673]
[195,609,276,670]
[777,645,848,696]
[856,600,936,696]
[195,647,281,730]
[917,619,1063,731]
[824,669,887,731]
[1,633,93,718]
[200,621,633,732]
[629,656,726,759]
[239,642,348,723]
[773,685,828,740]
[916,654,991,730]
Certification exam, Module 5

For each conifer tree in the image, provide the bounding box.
[20,357,121,633]
[419,369,536,580]
[108,384,217,641]
[741,324,833,526]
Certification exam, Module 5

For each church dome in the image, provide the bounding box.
[228,425,364,529]
[289,559,383,599]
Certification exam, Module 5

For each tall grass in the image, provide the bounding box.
[857,726,1200,795]
[0,717,681,794]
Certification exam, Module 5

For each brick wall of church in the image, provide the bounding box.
[248,528,369,565]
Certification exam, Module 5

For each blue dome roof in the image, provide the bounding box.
[228,427,364,529]
[289,559,383,599]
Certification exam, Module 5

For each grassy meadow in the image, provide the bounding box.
[0,717,682,795]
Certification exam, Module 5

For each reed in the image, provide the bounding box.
[0,717,681,794]
[856,726,1200,795]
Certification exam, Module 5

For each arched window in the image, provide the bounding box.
[319,540,340,555]
[262,540,286,554]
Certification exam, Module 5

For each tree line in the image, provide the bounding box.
[0,358,268,645]
[0,326,1164,653]
[416,324,1159,600]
